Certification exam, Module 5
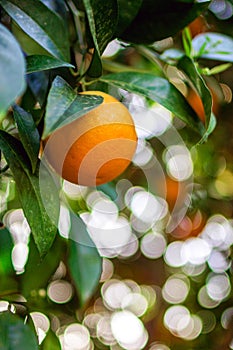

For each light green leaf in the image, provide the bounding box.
[0,312,38,350]
[13,105,40,173]
[100,71,205,135]
[43,76,103,138]
[68,212,102,306]
[0,131,59,257]
[0,227,14,276]
[192,32,233,62]
[0,23,26,118]
[26,55,74,74]
[42,330,61,350]
[0,0,70,61]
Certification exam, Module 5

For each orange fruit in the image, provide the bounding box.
[187,86,220,123]
[43,91,137,186]
[188,16,208,38]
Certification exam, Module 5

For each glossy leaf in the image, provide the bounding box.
[177,55,216,141]
[115,0,143,36]
[0,312,38,350]
[192,32,233,62]
[68,212,102,306]
[43,76,103,138]
[0,131,59,257]
[0,23,25,118]
[118,0,210,44]
[82,0,118,55]
[100,71,205,134]
[12,105,40,173]
[26,55,74,74]
[0,0,70,61]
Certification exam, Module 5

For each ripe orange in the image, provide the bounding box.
[188,16,208,38]
[43,91,137,186]
[187,87,220,123]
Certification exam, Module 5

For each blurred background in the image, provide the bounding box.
[1,1,233,349]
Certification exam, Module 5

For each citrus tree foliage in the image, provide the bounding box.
[0,0,233,348]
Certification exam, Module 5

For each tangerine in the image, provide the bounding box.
[43,91,137,186]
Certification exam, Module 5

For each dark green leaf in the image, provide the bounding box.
[43,76,103,138]
[0,312,38,350]
[0,131,59,257]
[192,32,233,62]
[100,71,205,134]
[42,330,61,350]
[177,56,216,141]
[82,0,118,55]
[0,227,14,276]
[115,0,143,36]
[20,235,65,297]
[0,0,70,61]
[118,0,210,44]
[86,48,103,78]
[12,105,40,173]
[68,212,102,306]
[0,23,25,118]
[26,55,74,74]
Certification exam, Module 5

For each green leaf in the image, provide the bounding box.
[118,0,210,44]
[0,312,39,350]
[82,0,118,55]
[43,76,103,138]
[100,71,205,134]
[177,56,216,141]
[192,32,233,62]
[12,105,40,173]
[115,0,143,36]
[20,235,65,297]
[0,0,70,61]
[0,131,59,257]
[0,227,14,276]
[26,55,74,74]
[68,212,102,306]
[0,23,26,117]
[86,48,103,78]
[42,330,61,350]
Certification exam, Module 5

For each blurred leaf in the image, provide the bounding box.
[68,212,102,306]
[12,105,40,173]
[0,227,14,276]
[115,0,143,36]
[0,0,70,61]
[20,235,65,297]
[192,32,233,62]
[0,131,59,257]
[118,0,210,44]
[82,0,118,55]
[26,55,74,74]
[100,71,205,135]
[97,182,118,201]
[0,312,38,349]
[177,55,216,141]
[42,330,61,350]
[43,76,103,138]
[0,23,25,118]
[26,71,49,107]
